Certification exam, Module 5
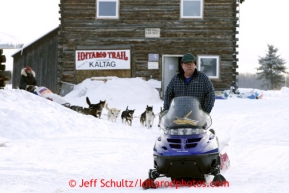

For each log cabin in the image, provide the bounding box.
[12,0,245,96]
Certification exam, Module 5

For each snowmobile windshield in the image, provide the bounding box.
[161,96,212,130]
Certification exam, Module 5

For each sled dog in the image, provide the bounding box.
[140,105,155,129]
[84,97,106,118]
[105,103,121,122]
[121,106,135,126]
[70,105,84,113]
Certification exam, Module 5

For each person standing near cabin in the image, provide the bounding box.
[19,66,37,90]
[163,53,215,114]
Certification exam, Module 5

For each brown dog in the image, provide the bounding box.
[140,105,155,129]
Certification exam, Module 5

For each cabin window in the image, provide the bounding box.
[180,0,203,19]
[96,0,119,19]
[197,55,220,79]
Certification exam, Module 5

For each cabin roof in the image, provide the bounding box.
[11,27,58,56]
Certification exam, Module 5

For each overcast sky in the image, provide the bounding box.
[238,0,289,73]
[1,0,288,73]
[1,0,60,71]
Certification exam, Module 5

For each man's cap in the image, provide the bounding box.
[182,53,196,63]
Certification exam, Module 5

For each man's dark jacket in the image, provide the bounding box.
[19,68,37,90]
[163,70,215,114]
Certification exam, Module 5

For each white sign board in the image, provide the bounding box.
[145,28,160,38]
[148,62,159,69]
[75,50,131,70]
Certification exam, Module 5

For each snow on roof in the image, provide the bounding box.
[11,26,59,56]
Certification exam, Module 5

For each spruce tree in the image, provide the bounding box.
[256,45,287,90]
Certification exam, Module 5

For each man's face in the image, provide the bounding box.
[182,61,196,74]
[26,69,32,76]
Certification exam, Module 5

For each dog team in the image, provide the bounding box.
[69,97,157,128]
[24,85,158,128]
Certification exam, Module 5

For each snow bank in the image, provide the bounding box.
[64,77,162,107]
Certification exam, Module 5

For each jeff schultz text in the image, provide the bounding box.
[69,179,139,188]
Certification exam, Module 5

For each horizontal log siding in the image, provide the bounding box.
[59,0,239,90]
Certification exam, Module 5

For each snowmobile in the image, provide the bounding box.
[142,96,227,189]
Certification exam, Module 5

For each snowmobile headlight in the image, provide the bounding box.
[178,128,184,135]
[165,128,203,135]
[171,129,179,135]
[198,129,206,134]
[165,129,177,135]
[184,128,193,135]
[181,128,195,135]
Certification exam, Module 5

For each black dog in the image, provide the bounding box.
[70,105,84,113]
[84,97,106,118]
[121,106,135,126]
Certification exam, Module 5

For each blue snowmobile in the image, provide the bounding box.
[142,96,226,189]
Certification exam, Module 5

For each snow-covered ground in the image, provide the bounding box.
[1,77,289,193]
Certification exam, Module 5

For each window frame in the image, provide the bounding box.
[197,55,220,79]
[180,0,204,19]
[96,0,119,19]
